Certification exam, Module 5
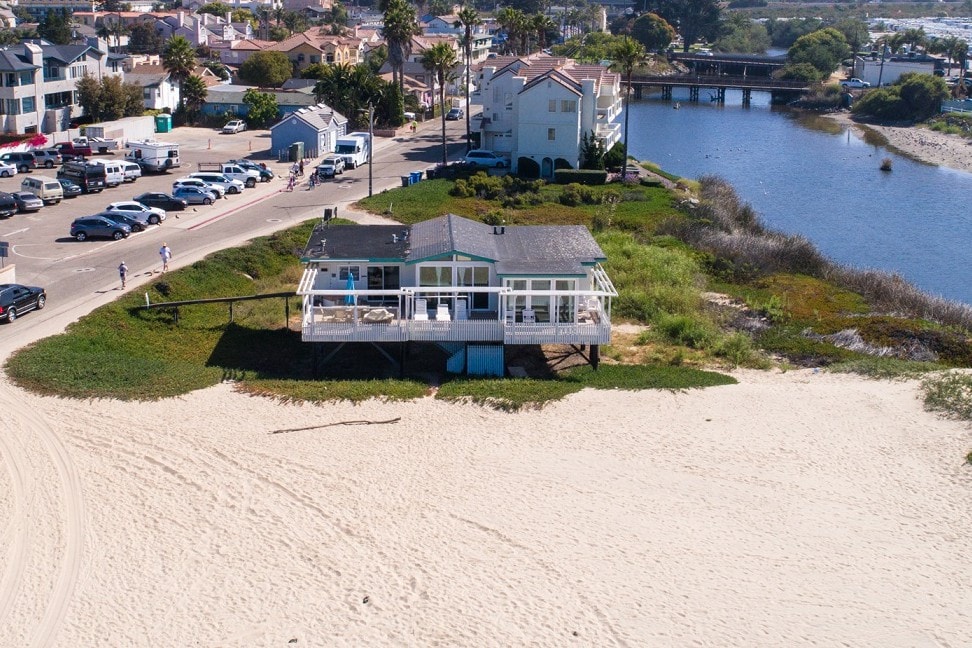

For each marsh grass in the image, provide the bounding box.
[921,372,972,421]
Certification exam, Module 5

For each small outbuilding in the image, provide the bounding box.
[269,102,348,159]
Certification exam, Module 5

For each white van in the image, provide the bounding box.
[90,160,125,187]
[121,161,142,182]
[20,175,64,205]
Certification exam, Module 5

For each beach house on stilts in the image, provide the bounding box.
[297,213,617,376]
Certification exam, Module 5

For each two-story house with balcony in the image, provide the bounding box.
[421,14,493,65]
[476,55,621,178]
[0,40,122,134]
[297,214,617,376]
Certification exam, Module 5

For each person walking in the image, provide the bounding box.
[159,243,171,273]
[118,261,128,289]
[298,159,304,177]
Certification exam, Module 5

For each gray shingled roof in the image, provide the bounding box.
[0,47,37,72]
[41,44,96,64]
[303,214,605,275]
[206,85,320,108]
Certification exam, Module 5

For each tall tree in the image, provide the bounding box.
[243,89,280,127]
[788,28,850,80]
[455,5,481,152]
[631,13,676,53]
[239,50,293,87]
[128,20,165,54]
[162,36,197,110]
[421,42,459,165]
[611,38,645,169]
[382,0,421,94]
[651,0,721,53]
[39,8,73,45]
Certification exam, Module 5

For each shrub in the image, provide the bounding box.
[658,313,715,349]
[553,169,607,185]
[604,141,626,169]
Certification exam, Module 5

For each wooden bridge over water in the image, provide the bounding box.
[629,74,812,104]
[630,53,809,104]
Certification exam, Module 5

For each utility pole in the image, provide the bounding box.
[367,102,374,197]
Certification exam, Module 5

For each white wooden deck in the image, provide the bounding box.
[301,307,612,345]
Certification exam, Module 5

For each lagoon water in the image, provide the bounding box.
[625,91,972,305]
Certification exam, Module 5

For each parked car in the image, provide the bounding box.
[12,191,43,213]
[316,156,346,178]
[70,215,131,241]
[0,152,36,173]
[30,149,62,168]
[0,283,46,323]
[105,200,166,224]
[0,191,16,218]
[188,172,245,194]
[100,211,147,232]
[228,159,273,182]
[172,185,217,205]
[133,191,188,211]
[222,120,246,134]
[20,176,63,205]
[173,177,226,198]
[841,78,871,89]
[58,178,82,198]
[446,107,464,120]
[0,161,19,177]
[463,149,508,168]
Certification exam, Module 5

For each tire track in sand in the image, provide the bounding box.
[0,431,30,630]
[0,384,86,647]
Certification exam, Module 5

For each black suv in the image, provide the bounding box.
[0,152,37,173]
[0,283,47,323]
[0,191,17,218]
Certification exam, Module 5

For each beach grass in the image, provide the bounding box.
[921,372,972,421]
[435,365,737,411]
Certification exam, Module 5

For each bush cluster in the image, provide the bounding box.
[450,172,545,203]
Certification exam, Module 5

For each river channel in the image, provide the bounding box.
[625,91,972,305]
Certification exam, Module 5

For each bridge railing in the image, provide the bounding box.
[629,74,810,91]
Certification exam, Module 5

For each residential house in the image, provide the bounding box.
[476,55,621,177]
[209,38,274,67]
[297,213,617,375]
[125,63,220,112]
[0,40,121,134]
[281,0,332,14]
[17,0,98,22]
[266,29,363,74]
[268,101,348,158]
[421,14,493,65]
[378,35,463,107]
[202,84,322,121]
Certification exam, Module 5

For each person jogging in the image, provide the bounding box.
[118,261,128,289]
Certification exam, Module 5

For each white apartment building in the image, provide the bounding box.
[0,40,123,134]
[477,56,621,177]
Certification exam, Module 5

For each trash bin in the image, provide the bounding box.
[401,175,412,187]
[410,171,423,184]
[288,141,304,162]
[154,114,171,133]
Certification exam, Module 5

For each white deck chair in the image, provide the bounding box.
[522,308,536,324]
[505,309,516,325]
[413,298,429,321]
[435,303,451,321]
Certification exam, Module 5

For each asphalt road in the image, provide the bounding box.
[0,117,470,351]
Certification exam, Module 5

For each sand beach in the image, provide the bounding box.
[1,366,970,646]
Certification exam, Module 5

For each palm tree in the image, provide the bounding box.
[531,13,556,54]
[611,38,645,171]
[421,42,459,165]
[455,5,480,152]
[382,0,421,94]
[181,75,209,124]
[162,36,197,112]
[497,7,525,55]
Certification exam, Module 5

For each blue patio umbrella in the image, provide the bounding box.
[345,271,356,305]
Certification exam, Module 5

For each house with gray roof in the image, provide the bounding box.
[0,39,120,134]
[201,83,321,120]
[269,101,347,158]
[297,214,617,374]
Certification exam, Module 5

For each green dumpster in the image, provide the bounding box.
[288,141,305,162]
[155,114,172,133]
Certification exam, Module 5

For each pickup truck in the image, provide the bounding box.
[196,162,259,188]
[53,141,92,161]
[76,136,120,153]
[840,78,871,89]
